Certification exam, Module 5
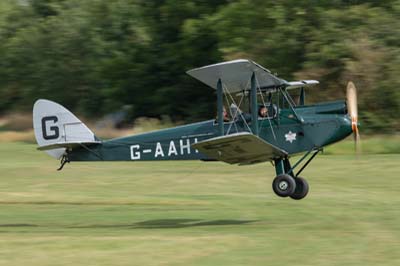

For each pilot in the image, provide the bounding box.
[216,107,230,122]
[259,106,268,118]
[223,107,230,122]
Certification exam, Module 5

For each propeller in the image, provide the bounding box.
[346,81,361,154]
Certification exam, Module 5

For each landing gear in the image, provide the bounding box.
[57,153,70,171]
[272,174,296,197]
[272,149,320,200]
[272,174,309,200]
[272,175,309,199]
[290,177,309,200]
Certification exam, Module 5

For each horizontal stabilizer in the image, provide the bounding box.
[37,141,101,151]
[192,132,287,165]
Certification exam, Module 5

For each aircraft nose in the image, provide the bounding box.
[337,115,353,138]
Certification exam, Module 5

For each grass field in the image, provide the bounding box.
[0,142,399,266]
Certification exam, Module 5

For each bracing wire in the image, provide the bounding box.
[255,76,277,141]
[222,83,252,134]
[222,85,239,134]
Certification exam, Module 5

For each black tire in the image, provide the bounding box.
[272,174,296,197]
[290,177,309,200]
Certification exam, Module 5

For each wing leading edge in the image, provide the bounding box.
[192,132,287,165]
[187,59,285,93]
[186,59,319,93]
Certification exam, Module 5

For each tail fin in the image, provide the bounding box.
[33,99,100,159]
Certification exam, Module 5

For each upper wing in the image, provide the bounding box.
[186,59,285,93]
[187,59,319,93]
[192,132,287,165]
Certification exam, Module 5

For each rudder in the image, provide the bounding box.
[33,99,100,159]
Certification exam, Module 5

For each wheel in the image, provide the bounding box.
[272,174,296,197]
[290,177,309,200]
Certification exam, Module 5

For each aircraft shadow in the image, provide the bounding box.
[0,219,257,230]
[0,223,38,227]
[134,219,257,229]
[68,219,257,229]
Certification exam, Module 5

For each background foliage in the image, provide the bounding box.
[0,0,399,132]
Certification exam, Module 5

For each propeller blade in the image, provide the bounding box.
[347,81,358,124]
[346,81,361,154]
[354,128,361,155]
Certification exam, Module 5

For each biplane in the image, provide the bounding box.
[33,59,360,200]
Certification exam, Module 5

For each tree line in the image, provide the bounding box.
[0,0,399,132]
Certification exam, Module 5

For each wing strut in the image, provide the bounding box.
[217,78,224,136]
[250,72,258,135]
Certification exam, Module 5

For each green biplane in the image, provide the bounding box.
[33,59,360,200]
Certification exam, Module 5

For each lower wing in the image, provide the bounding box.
[192,132,287,165]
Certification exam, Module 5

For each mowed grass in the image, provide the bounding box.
[0,142,399,266]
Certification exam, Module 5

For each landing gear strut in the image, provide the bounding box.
[272,149,320,200]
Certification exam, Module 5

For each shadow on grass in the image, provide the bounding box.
[0,220,257,230]
[68,219,258,229]
[0,224,38,227]
[135,219,257,228]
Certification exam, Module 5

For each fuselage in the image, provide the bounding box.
[68,100,353,162]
